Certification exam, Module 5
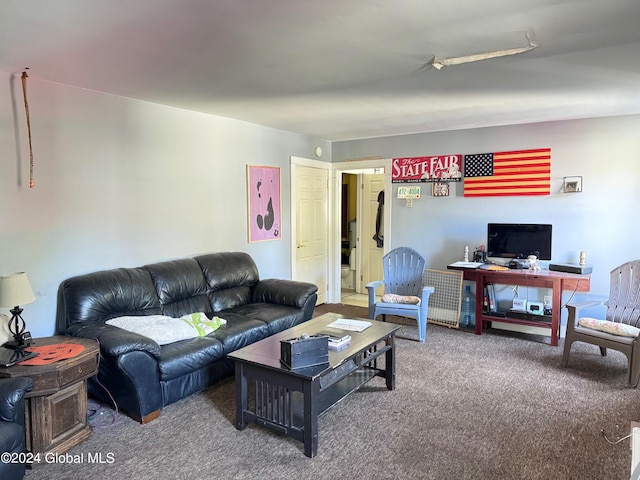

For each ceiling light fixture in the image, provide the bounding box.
[430,29,539,70]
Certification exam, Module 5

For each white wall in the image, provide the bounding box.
[332,116,640,303]
[0,72,329,338]
[3,68,638,339]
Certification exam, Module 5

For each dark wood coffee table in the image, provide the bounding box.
[227,312,400,457]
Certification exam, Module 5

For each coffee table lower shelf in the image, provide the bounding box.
[251,367,379,428]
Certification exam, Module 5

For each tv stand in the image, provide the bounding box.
[448,267,591,346]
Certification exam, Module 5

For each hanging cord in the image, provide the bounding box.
[21,69,34,189]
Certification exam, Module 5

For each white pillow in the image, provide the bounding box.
[106,315,201,345]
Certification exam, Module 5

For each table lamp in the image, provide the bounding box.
[0,272,36,350]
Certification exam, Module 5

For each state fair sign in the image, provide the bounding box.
[391,155,463,183]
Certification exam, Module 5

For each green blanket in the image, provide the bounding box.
[180,313,227,336]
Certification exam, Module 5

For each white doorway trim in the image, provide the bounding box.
[331,159,392,304]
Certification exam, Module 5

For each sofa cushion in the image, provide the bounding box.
[578,317,640,337]
[144,258,211,317]
[211,312,271,354]
[56,267,162,329]
[195,253,259,311]
[158,337,225,381]
[209,286,253,312]
[228,303,306,335]
[195,252,260,289]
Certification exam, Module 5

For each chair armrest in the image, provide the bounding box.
[365,280,383,293]
[65,322,161,360]
[566,300,606,318]
[565,300,607,333]
[0,377,33,422]
[420,285,435,304]
[365,281,384,318]
[253,279,318,308]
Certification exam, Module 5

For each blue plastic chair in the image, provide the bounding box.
[365,247,435,342]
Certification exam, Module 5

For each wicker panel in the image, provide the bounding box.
[423,269,463,328]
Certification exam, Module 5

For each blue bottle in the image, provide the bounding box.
[460,285,476,328]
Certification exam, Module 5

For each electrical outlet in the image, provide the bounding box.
[544,295,552,306]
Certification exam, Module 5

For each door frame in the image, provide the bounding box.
[291,156,392,304]
[331,159,392,303]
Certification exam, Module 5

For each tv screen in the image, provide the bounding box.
[487,223,552,260]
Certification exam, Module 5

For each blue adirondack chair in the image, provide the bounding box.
[365,247,435,342]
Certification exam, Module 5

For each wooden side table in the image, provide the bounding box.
[0,336,99,455]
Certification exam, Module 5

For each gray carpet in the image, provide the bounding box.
[25,304,639,479]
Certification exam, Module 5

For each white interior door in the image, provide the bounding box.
[294,165,328,304]
[359,173,385,294]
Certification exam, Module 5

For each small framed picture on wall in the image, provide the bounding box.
[247,165,281,242]
[563,176,583,193]
[432,182,450,197]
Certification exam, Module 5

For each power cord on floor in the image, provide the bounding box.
[87,338,119,429]
[600,428,632,444]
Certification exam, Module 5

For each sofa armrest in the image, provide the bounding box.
[0,377,33,423]
[253,279,318,309]
[65,322,161,360]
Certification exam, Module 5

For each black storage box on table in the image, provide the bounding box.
[280,334,329,370]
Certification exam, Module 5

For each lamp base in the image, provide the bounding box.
[4,307,32,351]
[3,331,33,350]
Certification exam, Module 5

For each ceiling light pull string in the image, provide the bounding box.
[21,68,35,189]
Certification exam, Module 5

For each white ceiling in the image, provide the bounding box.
[2,0,640,141]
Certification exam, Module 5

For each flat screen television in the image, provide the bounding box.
[487,223,552,260]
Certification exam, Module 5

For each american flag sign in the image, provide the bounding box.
[463,148,551,197]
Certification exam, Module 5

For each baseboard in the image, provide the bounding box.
[492,323,567,338]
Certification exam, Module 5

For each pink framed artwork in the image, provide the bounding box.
[247,165,281,242]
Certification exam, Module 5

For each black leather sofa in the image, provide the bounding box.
[55,252,318,423]
[0,377,33,480]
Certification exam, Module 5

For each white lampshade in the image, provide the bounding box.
[0,272,36,308]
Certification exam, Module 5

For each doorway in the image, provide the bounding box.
[291,156,391,305]
[339,173,357,295]
[332,159,392,305]
[340,171,386,306]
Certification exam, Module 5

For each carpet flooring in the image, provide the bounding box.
[24,303,639,479]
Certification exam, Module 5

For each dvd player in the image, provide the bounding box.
[485,310,507,318]
[508,259,530,269]
[549,263,592,274]
[508,310,552,322]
